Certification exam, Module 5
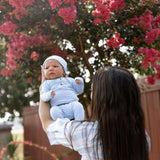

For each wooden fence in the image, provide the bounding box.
[22,106,80,160]
[140,80,160,160]
[22,80,160,160]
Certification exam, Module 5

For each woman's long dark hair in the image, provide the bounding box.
[91,66,149,160]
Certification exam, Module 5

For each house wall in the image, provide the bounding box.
[0,123,12,151]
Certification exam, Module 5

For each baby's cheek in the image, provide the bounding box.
[44,70,48,77]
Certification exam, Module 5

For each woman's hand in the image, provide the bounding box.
[39,65,46,92]
[41,65,46,84]
[39,99,54,132]
[39,65,54,132]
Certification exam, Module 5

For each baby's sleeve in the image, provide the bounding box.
[47,118,73,149]
[47,119,99,158]
[40,81,52,102]
[72,77,84,94]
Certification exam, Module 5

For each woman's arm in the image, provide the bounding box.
[39,65,54,132]
[39,99,54,132]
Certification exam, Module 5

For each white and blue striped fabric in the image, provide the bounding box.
[47,118,103,160]
[47,118,151,160]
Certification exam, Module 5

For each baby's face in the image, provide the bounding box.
[44,59,64,79]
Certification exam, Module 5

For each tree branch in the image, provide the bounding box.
[78,34,93,79]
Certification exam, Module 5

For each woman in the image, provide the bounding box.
[39,66,150,160]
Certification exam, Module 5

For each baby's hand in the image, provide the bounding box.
[75,79,81,84]
[51,91,55,98]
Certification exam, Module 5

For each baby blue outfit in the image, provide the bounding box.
[40,77,84,121]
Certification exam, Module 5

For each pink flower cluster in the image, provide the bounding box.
[0,21,18,35]
[138,47,160,84]
[58,5,77,24]
[145,28,160,45]
[63,0,76,4]
[30,51,39,61]
[80,0,89,2]
[133,36,142,44]
[128,9,160,45]
[145,76,156,85]
[1,67,14,76]
[91,0,126,25]
[1,32,48,76]
[27,77,32,83]
[139,9,153,30]
[128,9,158,29]
[128,9,160,84]
[0,147,7,159]
[48,0,62,10]
[109,0,126,12]
[152,14,160,28]
[138,47,159,69]
[48,0,77,24]
[7,0,34,8]
[6,0,34,20]
[92,3,110,25]
[106,33,125,49]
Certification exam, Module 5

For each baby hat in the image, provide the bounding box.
[43,55,67,73]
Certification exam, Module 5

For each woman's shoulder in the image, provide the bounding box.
[47,119,98,140]
[48,119,97,132]
[67,120,98,135]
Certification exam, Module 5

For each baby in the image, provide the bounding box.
[40,55,84,121]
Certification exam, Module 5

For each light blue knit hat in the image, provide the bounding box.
[43,55,67,73]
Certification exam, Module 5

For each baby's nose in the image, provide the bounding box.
[49,66,54,70]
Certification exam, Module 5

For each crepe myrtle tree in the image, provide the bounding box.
[0,0,159,117]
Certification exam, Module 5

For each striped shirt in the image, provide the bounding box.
[47,118,103,160]
[47,118,151,160]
